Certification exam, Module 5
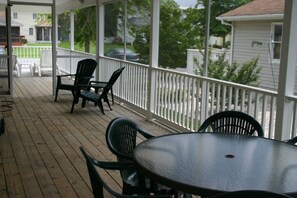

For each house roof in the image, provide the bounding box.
[217,0,284,21]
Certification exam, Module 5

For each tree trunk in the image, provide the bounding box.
[84,35,90,53]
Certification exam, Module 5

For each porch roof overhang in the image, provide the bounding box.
[216,14,284,22]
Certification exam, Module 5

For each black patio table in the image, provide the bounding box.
[133,132,297,197]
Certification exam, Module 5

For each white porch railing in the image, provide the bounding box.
[11,46,297,139]
[13,46,52,66]
[99,57,297,139]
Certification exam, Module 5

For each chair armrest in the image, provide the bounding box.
[92,159,136,170]
[138,128,155,139]
[89,80,108,84]
[57,74,76,78]
[78,76,94,80]
[285,136,297,144]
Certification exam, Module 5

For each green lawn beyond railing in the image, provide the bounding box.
[13,42,135,58]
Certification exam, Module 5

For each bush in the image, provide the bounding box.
[194,51,261,86]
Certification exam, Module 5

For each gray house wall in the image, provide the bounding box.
[232,20,282,91]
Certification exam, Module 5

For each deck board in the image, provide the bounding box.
[0,76,175,197]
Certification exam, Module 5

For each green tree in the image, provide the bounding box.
[197,0,252,46]
[74,6,96,53]
[58,12,70,41]
[133,0,202,68]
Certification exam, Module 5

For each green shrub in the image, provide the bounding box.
[194,51,261,86]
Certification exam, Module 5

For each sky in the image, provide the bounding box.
[175,0,197,8]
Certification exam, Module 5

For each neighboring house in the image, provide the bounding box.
[216,0,286,91]
[0,6,52,45]
[0,13,24,46]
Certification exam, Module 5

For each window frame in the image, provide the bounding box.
[271,22,283,64]
[29,28,33,36]
[13,12,18,19]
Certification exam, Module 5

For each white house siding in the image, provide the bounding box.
[11,5,51,43]
[232,20,282,91]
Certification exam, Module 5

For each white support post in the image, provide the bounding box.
[201,0,211,122]
[96,0,104,81]
[70,10,75,51]
[146,0,160,120]
[52,1,57,95]
[275,0,297,140]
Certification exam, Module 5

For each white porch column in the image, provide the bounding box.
[146,0,160,119]
[275,0,297,140]
[70,10,75,51]
[96,0,104,81]
[52,1,57,95]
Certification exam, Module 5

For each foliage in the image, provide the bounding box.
[74,6,96,53]
[36,14,52,24]
[195,52,261,86]
[58,12,70,41]
[132,0,203,68]
[197,0,252,46]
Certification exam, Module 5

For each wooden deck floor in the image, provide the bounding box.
[0,76,175,198]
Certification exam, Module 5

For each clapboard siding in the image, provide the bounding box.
[232,20,282,90]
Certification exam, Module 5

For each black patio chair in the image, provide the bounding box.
[70,67,124,115]
[54,58,97,102]
[210,190,292,198]
[91,67,124,104]
[80,147,171,198]
[284,136,297,145]
[197,110,264,137]
[105,117,177,196]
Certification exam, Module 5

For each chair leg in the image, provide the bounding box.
[54,88,59,102]
[97,100,105,115]
[110,87,114,105]
[105,96,112,110]
[71,99,76,113]
[81,99,87,108]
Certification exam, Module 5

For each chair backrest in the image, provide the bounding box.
[210,190,292,198]
[100,67,125,97]
[286,136,297,145]
[105,117,140,161]
[80,147,169,198]
[74,59,97,86]
[40,50,52,67]
[198,110,264,137]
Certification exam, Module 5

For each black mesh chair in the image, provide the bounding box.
[284,136,297,145]
[198,110,264,137]
[80,147,171,198]
[105,117,177,196]
[54,59,97,102]
[210,190,292,198]
[71,67,124,115]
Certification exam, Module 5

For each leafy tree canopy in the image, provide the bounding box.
[133,0,202,68]
[197,0,252,39]
[74,6,96,53]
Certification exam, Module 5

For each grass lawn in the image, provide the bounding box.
[57,41,135,54]
[15,42,135,58]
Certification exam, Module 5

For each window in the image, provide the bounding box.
[13,12,17,19]
[271,23,282,61]
[36,27,52,41]
[29,28,33,35]
[33,13,37,19]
